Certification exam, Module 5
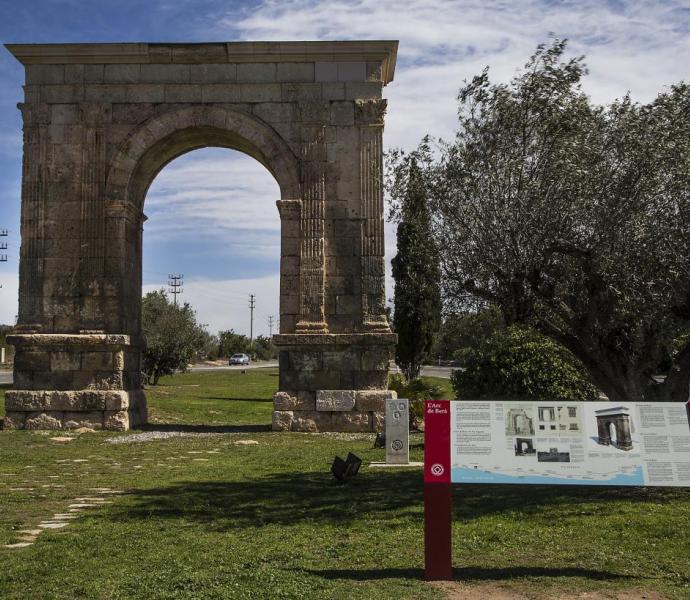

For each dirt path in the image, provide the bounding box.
[432,582,669,600]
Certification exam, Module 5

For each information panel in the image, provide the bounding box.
[424,400,690,487]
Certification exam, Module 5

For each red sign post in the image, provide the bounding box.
[423,401,453,580]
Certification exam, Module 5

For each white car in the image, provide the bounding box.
[229,353,250,365]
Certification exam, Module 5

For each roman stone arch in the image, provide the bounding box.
[595,407,633,451]
[4,41,399,432]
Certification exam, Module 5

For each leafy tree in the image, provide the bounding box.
[141,291,208,385]
[252,335,278,361]
[389,148,442,379]
[434,305,503,362]
[401,39,690,403]
[451,325,599,403]
[218,330,251,357]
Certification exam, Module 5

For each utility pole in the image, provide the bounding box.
[168,273,183,306]
[248,294,256,348]
[267,315,275,337]
[0,229,8,290]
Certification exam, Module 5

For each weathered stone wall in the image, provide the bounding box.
[5,41,399,431]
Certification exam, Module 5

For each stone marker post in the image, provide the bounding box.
[385,398,409,464]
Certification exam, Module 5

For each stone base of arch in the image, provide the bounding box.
[3,333,147,431]
[3,331,397,432]
[271,332,397,432]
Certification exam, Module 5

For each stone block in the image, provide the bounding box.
[355,390,397,412]
[282,83,321,102]
[273,391,298,410]
[84,84,127,102]
[291,410,332,432]
[316,390,355,411]
[50,351,81,371]
[253,102,296,123]
[26,65,65,85]
[322,82,345,101]
[190,64,237,83]
[25,412,63,430]
[277,63,314,83]
[366,62,383,81]
[84,64,104,82]
[4,390,44,411]
[345,81,382,100]
[289,351,323,371]
[355,370,389,390]
[279,294,299,315]
[296,391,316,411]
[315,63,338,82]
[2,412,26,429]
[15,350,51,372]
[331,411,370,432]
[104,64,141,83]
[201,84,241,103]
[281,236,300,256]
[165,84,202,103]
[280,256,300,276]
[361,347,391,371]
[63,411,103,430]
[337,62,366,81]
[237,63,276,82]
[330,101,354,127]
[322,350,359,371]
[372,410,384,432]
[240,84,282,103]
[50,104,79,124]
[272,410,294,431]
[112,103,155,124]
[104,410,129,431]
[65,64,85,83]
[42,85,84,103]
[140,64,190,83]
[127,85,165,103]
[82,351,114,370]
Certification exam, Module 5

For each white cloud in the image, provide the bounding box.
[2,0,689,330]
[145,148,282,240]
[0,269,18,325]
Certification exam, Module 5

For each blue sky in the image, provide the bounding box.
[0,0,688,335]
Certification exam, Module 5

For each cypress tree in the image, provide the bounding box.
[391,157,441,380]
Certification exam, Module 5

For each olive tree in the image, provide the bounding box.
[142,290,208,385]
[410,40,690,403]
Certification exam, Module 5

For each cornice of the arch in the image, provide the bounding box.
[105,105,301,207]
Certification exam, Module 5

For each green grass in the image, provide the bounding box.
[0,370,689,599]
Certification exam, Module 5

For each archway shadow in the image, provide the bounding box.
[138,423,271,434]
[107,469,687,531]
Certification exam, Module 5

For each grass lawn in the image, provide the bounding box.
[0,370,688,599]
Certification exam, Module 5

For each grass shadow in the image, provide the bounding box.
[301,565,634,582]
[108,468,687,532]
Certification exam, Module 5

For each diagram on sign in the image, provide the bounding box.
[449,401,690,487]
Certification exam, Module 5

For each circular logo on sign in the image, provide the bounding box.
[430,463,445,476]
[391,439,404,451]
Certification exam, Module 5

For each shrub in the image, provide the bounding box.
[451,326,599,402]
[389,373,445,429]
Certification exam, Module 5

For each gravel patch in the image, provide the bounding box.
[107,431,237,444]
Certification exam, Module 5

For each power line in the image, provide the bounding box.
[248,293,256,348]
[267,314,274,337]
[168,273,183,306]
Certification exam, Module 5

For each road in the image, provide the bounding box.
[0,363,455,386]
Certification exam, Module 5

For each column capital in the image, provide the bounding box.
[355,99,387,126]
